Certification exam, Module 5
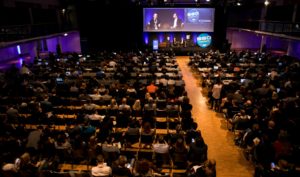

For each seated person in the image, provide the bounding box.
[141,122,155,148]
[170,13,184,30]
[147,13,161,30]
[133,159,154,177]
[89,90,102,101]
[229,109,251,131]
[188,137,208,164]
[187,159,216,177]
[153,135,169,154]
[83,99,98,111]
[91,155,112,177]
[112,155,133,177]
[124,120,140,146]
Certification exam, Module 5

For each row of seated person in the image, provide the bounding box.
[0,51,205,176]
[1,120,198,169]
[6,95,190,127]
[189,50,300,175]
[1,121,207,177]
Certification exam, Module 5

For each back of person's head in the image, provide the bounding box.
[183,111,192,119]
[205,159,216,169]
[192,122,198,130]
[157,135,165,144]
[143,122,152,131]
[20,152,30,164]
[195,137,205,147]
[183,97,190,103]
[118,155,127,167]
[133,99,141,108]
[195,166,206,177]
[175,137,185,149]
[136,159,150,175]
[111,98,117,105]
[148,97,154,104]
[96,155,104,164]
[240,109,246,115]
[278,130,288,141]
[129,120,137,128]
[134,99,140,104]
[175,124,182,133]
[121,98,127,104]
[267,120,276,129]
[252,123,260,131]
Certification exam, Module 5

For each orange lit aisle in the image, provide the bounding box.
[177,56,254,177]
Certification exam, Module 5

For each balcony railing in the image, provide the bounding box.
[228,20,300,36]
[0,23,75,42]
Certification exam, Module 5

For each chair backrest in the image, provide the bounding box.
[140,134,154,144]
[156,100,167,110]
[126,134,140,144]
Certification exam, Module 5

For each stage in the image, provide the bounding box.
[157,46,211,55]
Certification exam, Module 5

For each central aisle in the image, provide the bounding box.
[177,56,253,177]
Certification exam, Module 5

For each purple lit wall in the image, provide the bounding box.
[0,44,34,70]
[226,29,262,50]
[61,32,81,53]
[0,31,81,70]
[287,40,300,59]
[0,46,18,62]
[19,42,37,59]
[227,28,300,58]
[265,36,289,50]
[46,31,81,53]
[46,37,59,53]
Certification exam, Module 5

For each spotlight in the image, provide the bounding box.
[62,9,65,13]
[64,33,68,36]
[237,2,241,6]
[264,0,270,6]
[206,0,210,2]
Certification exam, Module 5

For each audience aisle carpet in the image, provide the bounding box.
[177,56,254,177]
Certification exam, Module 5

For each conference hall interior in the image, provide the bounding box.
[0,0,300,177]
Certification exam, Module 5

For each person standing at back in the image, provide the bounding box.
[211,80,222,111]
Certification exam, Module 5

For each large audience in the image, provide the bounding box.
[0,49,299,177]
[189,50,300,177]
[0,50,212,177]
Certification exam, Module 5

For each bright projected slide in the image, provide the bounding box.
[144,8,215,32]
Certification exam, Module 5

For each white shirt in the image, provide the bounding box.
[89,94,102,101]
[87,114,105,121]
[91,163,112,177]
[153,143,169,154]
[173,18,178,28]
[109,60,117,68]
[212,84,222,99]
[154,19,158,30]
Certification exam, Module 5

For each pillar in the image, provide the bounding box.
[260,35,267,53]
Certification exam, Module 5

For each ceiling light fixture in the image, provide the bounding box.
[264,0,270,6]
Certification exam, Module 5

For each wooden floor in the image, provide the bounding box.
[177,56,254,177]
